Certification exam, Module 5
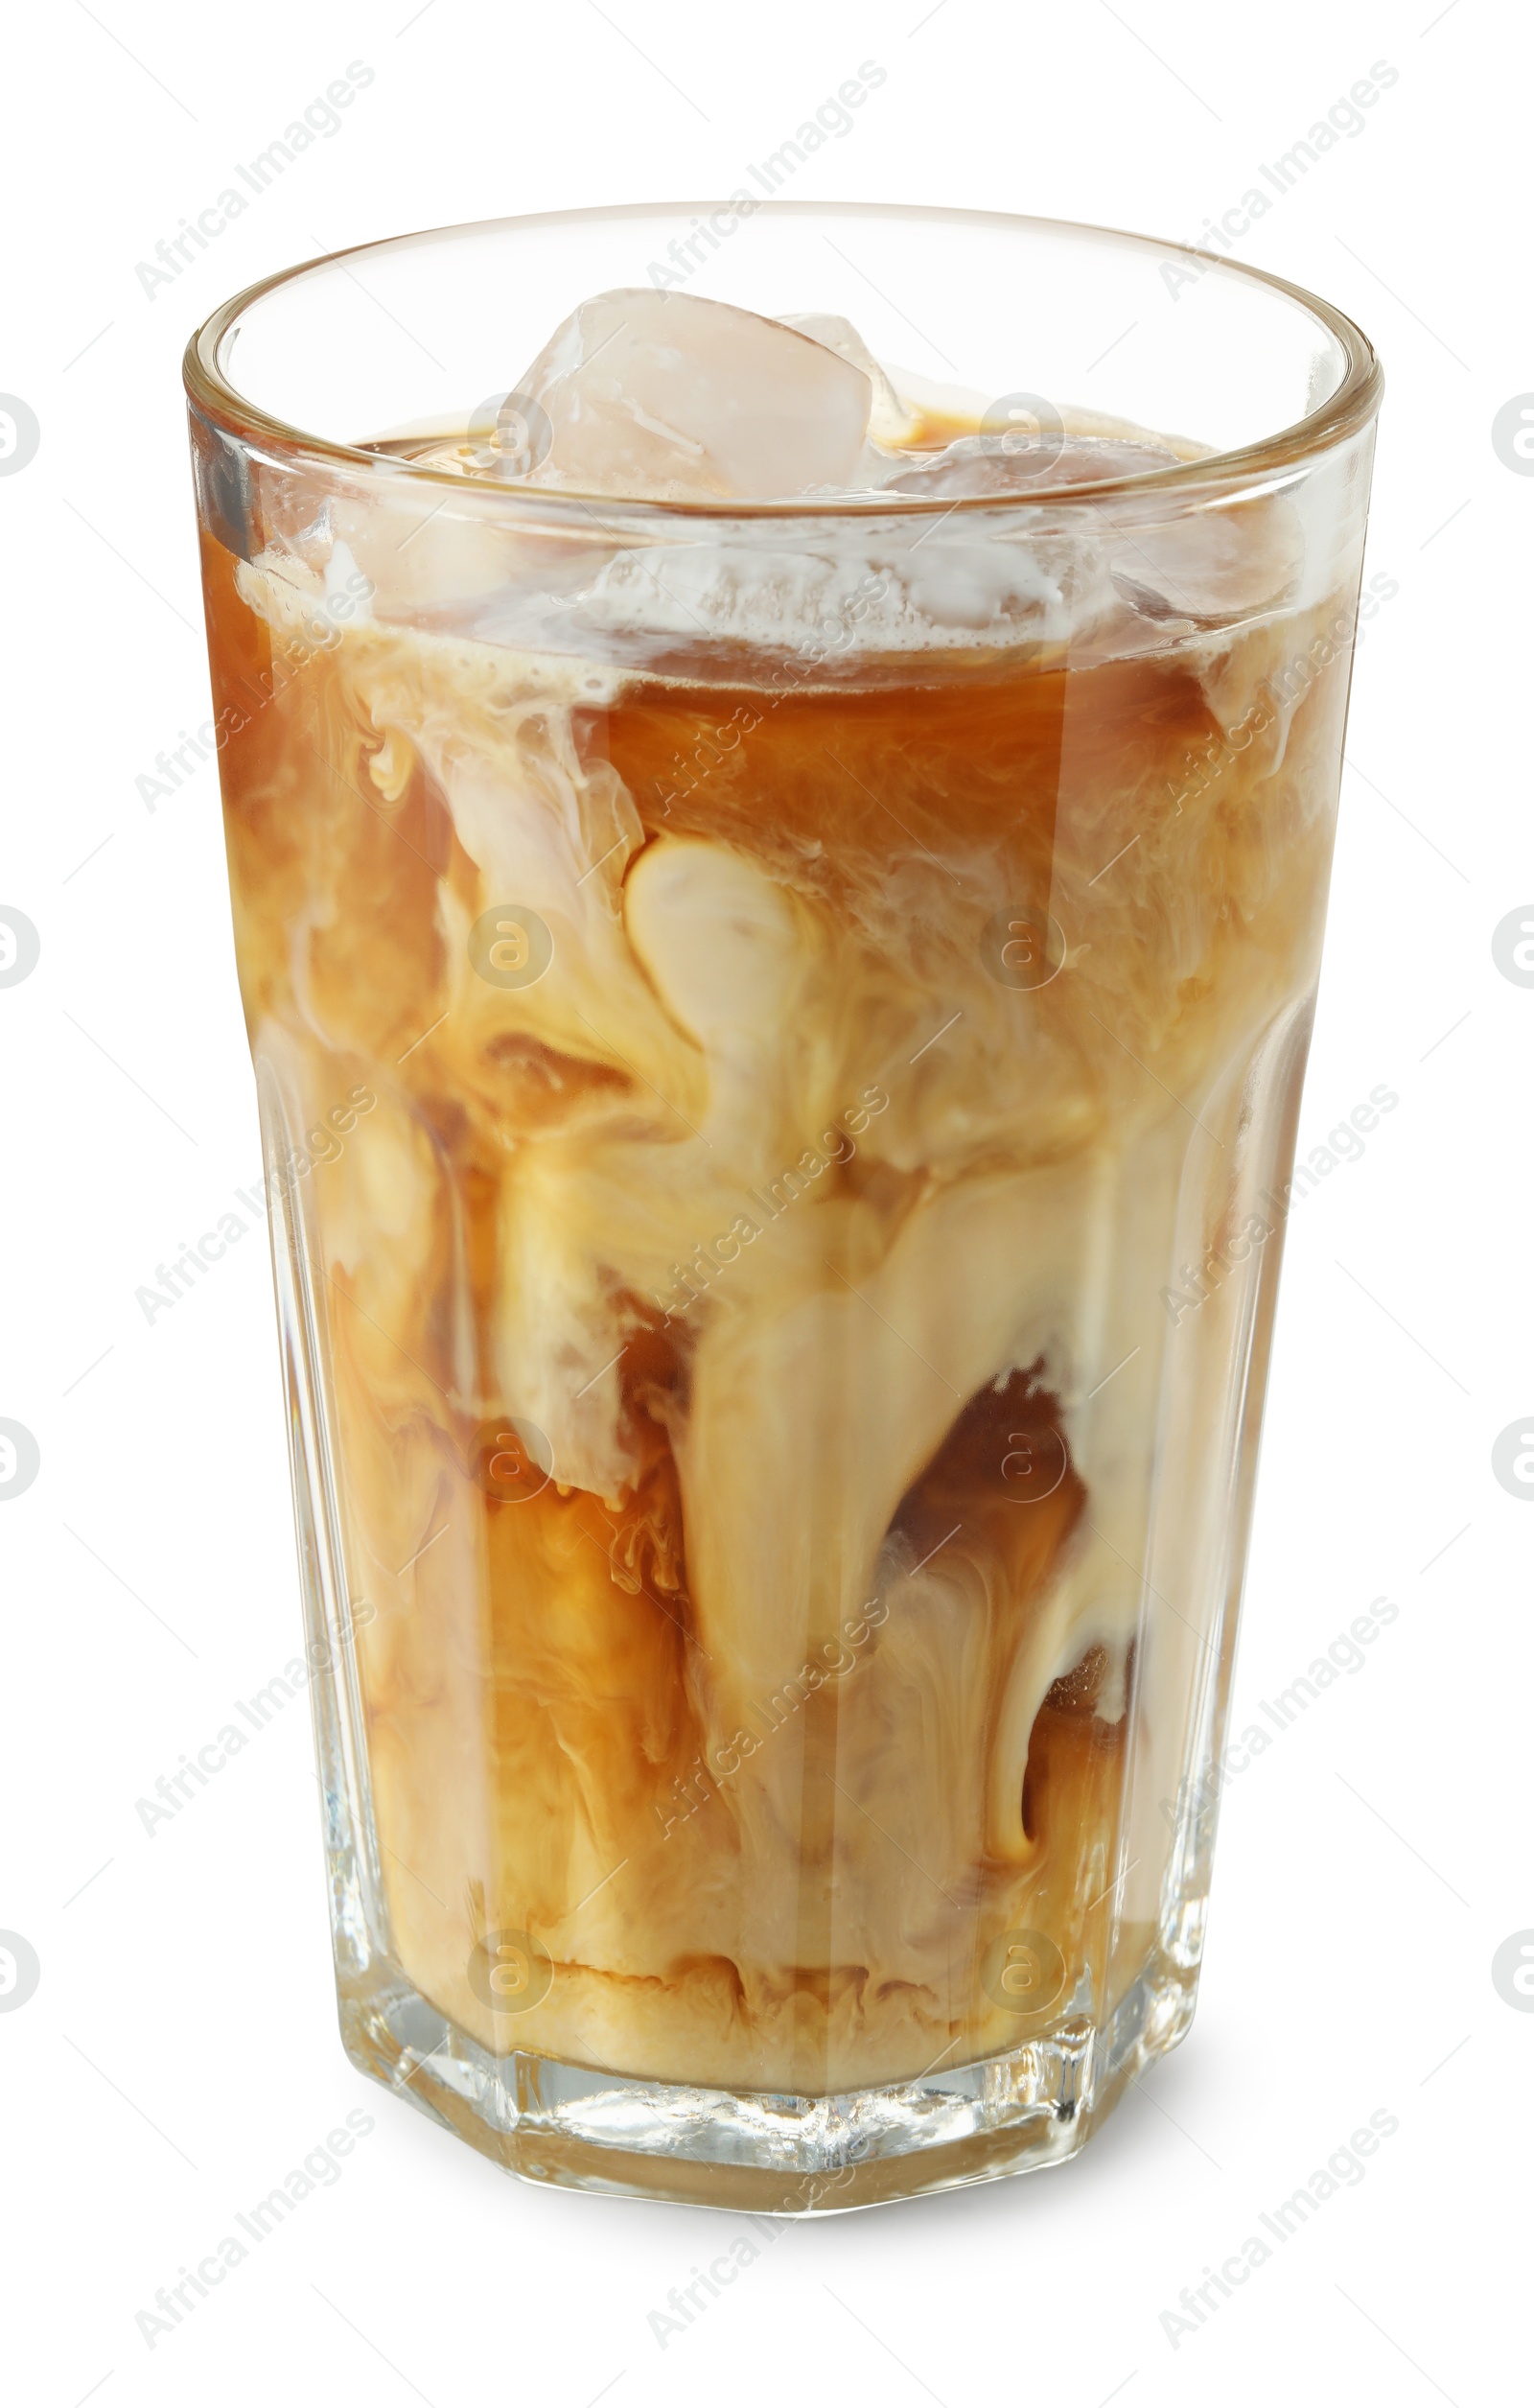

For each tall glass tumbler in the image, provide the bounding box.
[184,206,1381,2211]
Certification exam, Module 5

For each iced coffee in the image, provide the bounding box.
[189,222,1379,2206]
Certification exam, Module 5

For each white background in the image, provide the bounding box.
[2,2,1526,2401]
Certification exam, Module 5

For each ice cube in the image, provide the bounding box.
[1107,503,1302,626]
[775,312,921,449]
[887,432,1184,499]
[515,289,873,502]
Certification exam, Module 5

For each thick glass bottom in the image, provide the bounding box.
[336,1949,1197,2212]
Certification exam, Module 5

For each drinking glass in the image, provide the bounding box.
[185,204,1381,2210]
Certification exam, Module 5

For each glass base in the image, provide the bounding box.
[336,1952,1197,2212]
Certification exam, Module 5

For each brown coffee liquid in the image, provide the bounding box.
[200,481,1341,2092]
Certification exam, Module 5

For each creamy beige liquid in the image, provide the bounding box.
[203,439,1347,2094]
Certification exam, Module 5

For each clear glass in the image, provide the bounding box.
[185,204,1381,2211]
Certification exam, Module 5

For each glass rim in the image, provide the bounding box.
[184,199,1383,522]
